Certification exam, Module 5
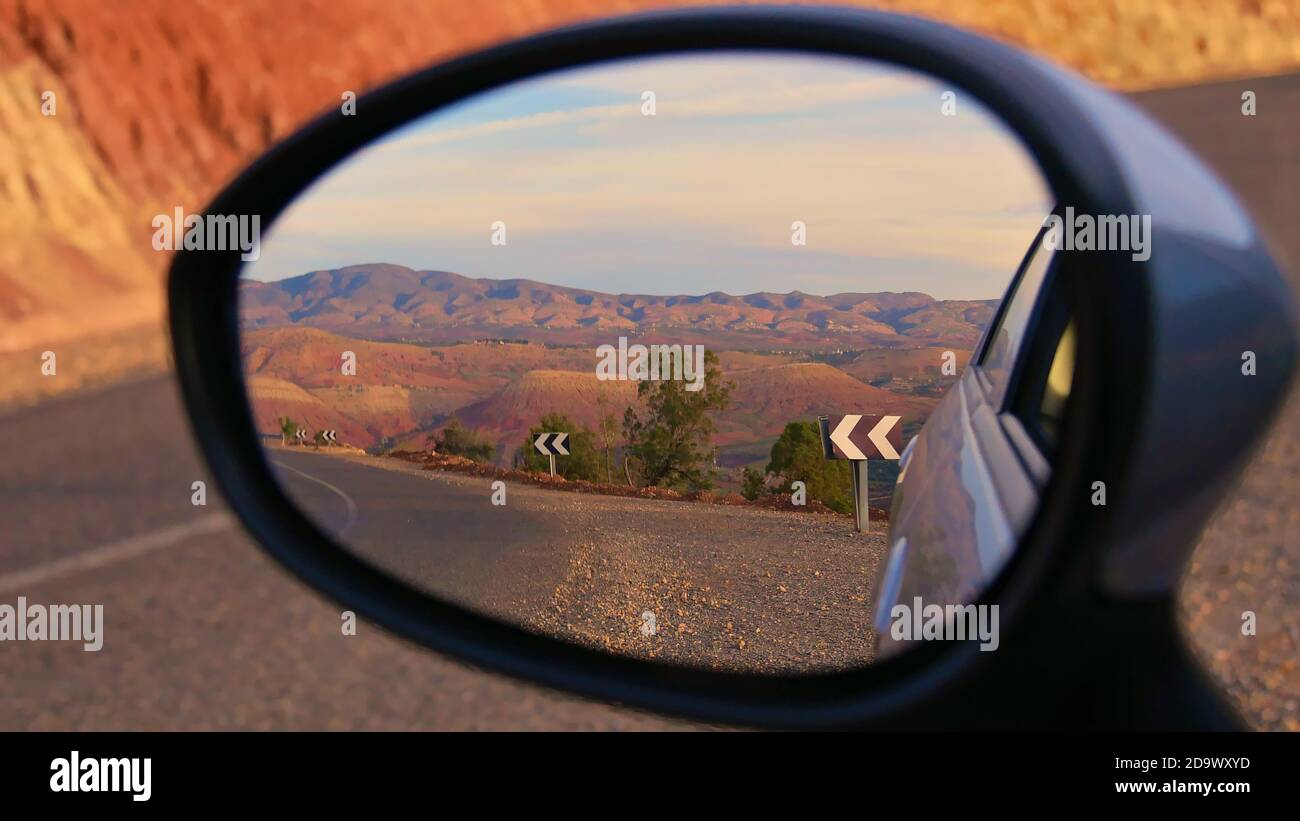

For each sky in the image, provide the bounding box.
[242,52,1051,301]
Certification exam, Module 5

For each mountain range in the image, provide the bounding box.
[240,264,997,350]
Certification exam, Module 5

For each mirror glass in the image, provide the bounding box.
[239,52,1053,673]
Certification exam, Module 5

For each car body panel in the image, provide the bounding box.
[875,366,1038,655]
[875,230,1055,656]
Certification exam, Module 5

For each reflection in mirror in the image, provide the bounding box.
[239,53,1052,673]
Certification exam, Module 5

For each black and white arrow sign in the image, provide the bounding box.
[295,429,307,442]
[533,432,569,456]
[822,414,902,461]
[322,429,338,444]
[817,414,904,534]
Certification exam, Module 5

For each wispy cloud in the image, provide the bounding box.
[246,54,1050,300]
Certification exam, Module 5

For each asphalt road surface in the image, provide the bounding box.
[271,448,575,619]
[1,73,1297,730]
[0,376,685,729]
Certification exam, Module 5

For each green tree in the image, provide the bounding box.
[766,420,852,514]
[741,466,767,501]
[594,390,619,484]
[623,350,732,491]
[432,416,496,463]
[518,412,600,481]
[279,416,298,445]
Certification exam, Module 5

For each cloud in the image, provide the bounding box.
[246,53,1050,299]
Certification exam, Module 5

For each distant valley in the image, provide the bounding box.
[240,265,985,472]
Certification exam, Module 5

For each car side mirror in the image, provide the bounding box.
[167,7,1297,729]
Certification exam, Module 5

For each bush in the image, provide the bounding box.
[432,416,496,463]
[766,421,853,514]
[741,466,767,501]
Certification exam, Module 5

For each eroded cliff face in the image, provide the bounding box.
[0,0,670,351]
[1,0,1297,354]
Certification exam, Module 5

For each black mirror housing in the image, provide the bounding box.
[168,7,1295,729]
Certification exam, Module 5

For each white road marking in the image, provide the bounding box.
[272,459,359,539]
[0,513,236,594]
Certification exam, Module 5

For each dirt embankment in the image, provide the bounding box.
[385,448,889,519]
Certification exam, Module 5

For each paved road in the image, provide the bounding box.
[271,448,575,618]
[1,73,1296,729]
[0,377,683,729]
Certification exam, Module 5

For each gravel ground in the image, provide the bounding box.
[522,494,885,674]
[1178,387,1300,731]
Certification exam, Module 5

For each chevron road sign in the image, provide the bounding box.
[534,432,569,456]
[295,429,307,444]
[818,414,904,534]
[820,414,902,461]
[321,429,338,444]
[534,432,569,476]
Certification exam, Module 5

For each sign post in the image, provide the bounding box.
[533,432,570,477]
[849,460,870,532]
[818,414,903,533]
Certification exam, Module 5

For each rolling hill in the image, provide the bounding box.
[242,317,944,462]
[409,362,934,464]
[241,327,808,449]
[718,362,934,443]
[245,375,374,446]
